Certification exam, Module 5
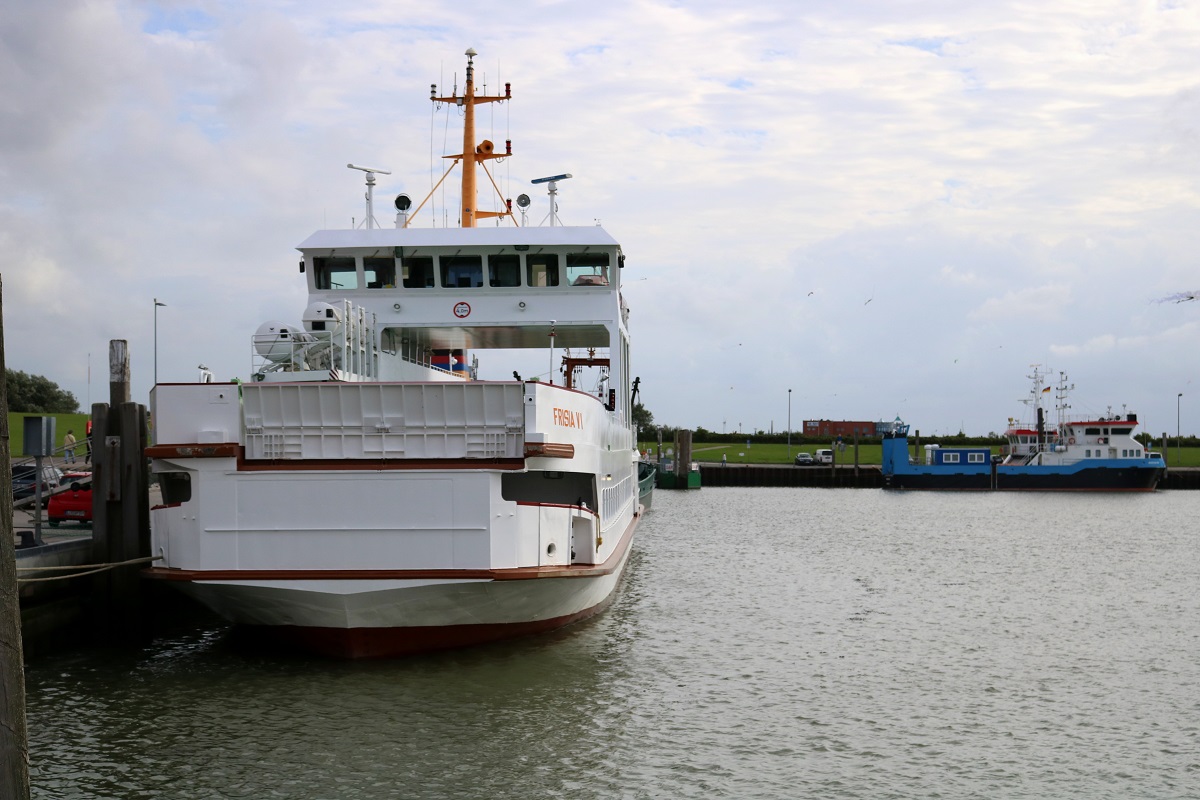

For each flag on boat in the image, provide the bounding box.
[1042,386,1051,393]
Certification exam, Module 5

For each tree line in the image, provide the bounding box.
[635,404,1186,449]
[4,370,79,414]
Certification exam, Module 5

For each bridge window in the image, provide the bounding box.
[402,256,435,288]
[364,257,396,288]
[441,255,483,288]
[527,253,560,287]
[566,252,610,286]
[314,256,358,290]
[489,254,521,287]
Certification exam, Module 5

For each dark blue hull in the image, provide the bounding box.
[883,464,1164,492]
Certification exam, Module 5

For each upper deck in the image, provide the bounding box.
[295,225,627,351]
[298,225,620,252]
[288,51,629,355]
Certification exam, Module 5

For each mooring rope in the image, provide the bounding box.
[16,555,164,584]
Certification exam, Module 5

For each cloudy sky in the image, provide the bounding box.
[4,0,1200,438]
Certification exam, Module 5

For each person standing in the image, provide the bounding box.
[63,429,77,464]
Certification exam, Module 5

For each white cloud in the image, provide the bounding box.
[970,284,1072,323]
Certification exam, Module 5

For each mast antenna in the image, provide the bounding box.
[427,48,515,228]
[532,174,572,226]
[347,164,391,230]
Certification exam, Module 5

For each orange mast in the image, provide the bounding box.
[430,48,514,228]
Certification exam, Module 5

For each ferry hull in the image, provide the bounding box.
[147,510,639,658]
[233,584,622,659]
[637,461,656,510]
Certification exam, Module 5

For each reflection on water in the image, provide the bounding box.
[26,489,1200,799]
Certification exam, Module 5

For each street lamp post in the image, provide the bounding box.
[1178,392,1183,466]
[787,389,792,462]
[154,298,167,385]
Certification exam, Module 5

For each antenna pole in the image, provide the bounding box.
[461,53,478,227]
[430,48,514,228]
[347,164,392,230]
[532,173,572,226]
[365,172,376,230]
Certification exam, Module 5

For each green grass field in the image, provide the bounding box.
[640,441,1200,467]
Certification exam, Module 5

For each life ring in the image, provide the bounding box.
[1068,437,1075,445]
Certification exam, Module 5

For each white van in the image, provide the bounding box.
[814,448,834,464]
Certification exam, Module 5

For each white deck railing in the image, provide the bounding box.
[241,381,525,460]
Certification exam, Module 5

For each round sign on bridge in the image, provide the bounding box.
[453,302,471,319]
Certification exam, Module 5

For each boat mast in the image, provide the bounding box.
[430,48,514,228]
[1054,371,1074,434]
[1024,365,1049,453]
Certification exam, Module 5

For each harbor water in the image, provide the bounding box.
[25,488,1200,799]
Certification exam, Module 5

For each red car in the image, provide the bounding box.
[48,476,92,526]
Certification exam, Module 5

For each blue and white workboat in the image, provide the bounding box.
[882,368,1166,491]
[144,50,643,657]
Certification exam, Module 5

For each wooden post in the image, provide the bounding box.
[118,402,149,640]
[676,430,692,478]
[91,342,150,643]
[0,278,32,799]
[109,340,130,408]
[90,401,112,631]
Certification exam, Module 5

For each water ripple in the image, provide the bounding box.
[25,488,1200,798]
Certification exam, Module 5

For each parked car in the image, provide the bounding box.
[814,449,834,464]
[794,452,815,466]
[48,479,92,526]
[11,464,63,501]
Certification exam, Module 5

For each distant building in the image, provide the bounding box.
[803,419,885,438]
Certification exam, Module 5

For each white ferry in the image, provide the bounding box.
[144,50,643,657]
[882,367,1166,491]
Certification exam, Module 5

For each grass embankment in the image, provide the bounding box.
[639,441,1200,468]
